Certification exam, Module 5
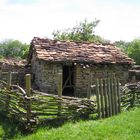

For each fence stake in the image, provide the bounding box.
[130,92,135,108]
[87,75,92,99]
[100,79,105,118]
[87,85,91,99]
[116,79,121,113]
[132,76,136,83]
[0,70,2,79]
[110,78,115,115]
[25,74,31,129]
[5,71,12,112]
[107,78,112,117]
[113,77,118,115]
[96,79,101,119]
[103,79,109,117]
[57,72,62,116]
[87,82,91,99]
[7,71,12,90]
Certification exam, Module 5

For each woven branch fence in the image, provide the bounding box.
[0,71,139,132]
[120,82,140,110]
[0,72,96,131]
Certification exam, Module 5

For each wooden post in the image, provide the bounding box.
[113,77,118,115]
[107,78,112,117]
[25,74,31,129]
[57,72,62,116]
[5,71,12,112]
[7,71,12,90]
[96,79,101,119]
[116,79,121,113]
[112,73,117,115]
[87,85,91,99]
[26,74,31,97]
[87,74,92,99]
[130,91,135,108]
[110,78,115,116]
[132,76,136,83]
[100,79,105,118]
[103,79,109,117]
[0,69,2,79]
[87,77,91,99]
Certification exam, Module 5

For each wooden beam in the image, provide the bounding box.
[57,72,62,116]
[25,74,31,130]
[62,70,73,91]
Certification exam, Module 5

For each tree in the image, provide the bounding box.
[53,19,108,43]
[0,39,29,59]
[114,40,130,53]
[114,39,140,64]
[127,39,140,64]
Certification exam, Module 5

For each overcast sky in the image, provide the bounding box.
[0,0,140,43]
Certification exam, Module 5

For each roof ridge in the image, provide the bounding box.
[31,37,114,46]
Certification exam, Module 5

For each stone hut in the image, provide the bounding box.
[0,58,28,86]
[129,65,140,82]
[28,37,134,97]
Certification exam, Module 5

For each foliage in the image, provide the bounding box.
[127,39,140,64]
[53,19,109,43]
[0,39,29,59]
[0,107,139,139]
[0,112,21,140]
[114,40,130,53]
[115,39,140,64]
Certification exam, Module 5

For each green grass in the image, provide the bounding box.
[0,108,140,140]
[0,115,21,139]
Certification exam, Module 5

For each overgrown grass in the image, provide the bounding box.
[0,113,21,139]
[0,108,140,140]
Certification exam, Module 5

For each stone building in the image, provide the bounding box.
[0,58,28,86]
[129,65,140,82]
[28,37,134,97]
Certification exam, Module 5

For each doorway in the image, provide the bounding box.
[62,65,75,96]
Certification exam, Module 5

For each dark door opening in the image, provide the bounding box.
[62,65,75,96]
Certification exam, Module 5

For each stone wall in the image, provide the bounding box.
[0,58,130,98]
[31,55,61,94]
[129,65,140,82]
[31,54,130,97]
[75,64,130,97]
[0,59,28,86]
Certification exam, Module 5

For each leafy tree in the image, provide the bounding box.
[114,40,130,53]
[115,39,140,64]
[127,39,140,64]
[0,39,29,59]
[53,19,108,43]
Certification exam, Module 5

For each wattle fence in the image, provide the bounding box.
[120,82,140,110]
[0,72,96,131]
[0,71,139,132]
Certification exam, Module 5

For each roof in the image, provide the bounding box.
[28,37,134,65]
[0,58,26,67]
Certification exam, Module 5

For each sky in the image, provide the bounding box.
[0,0,140,43]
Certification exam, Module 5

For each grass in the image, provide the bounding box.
[0,108,140,140]
[0,114,21,139]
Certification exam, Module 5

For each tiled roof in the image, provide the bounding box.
[0,58,26,67]
[29,37,134,64]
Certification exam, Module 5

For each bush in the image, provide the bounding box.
[0,39,29,59]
